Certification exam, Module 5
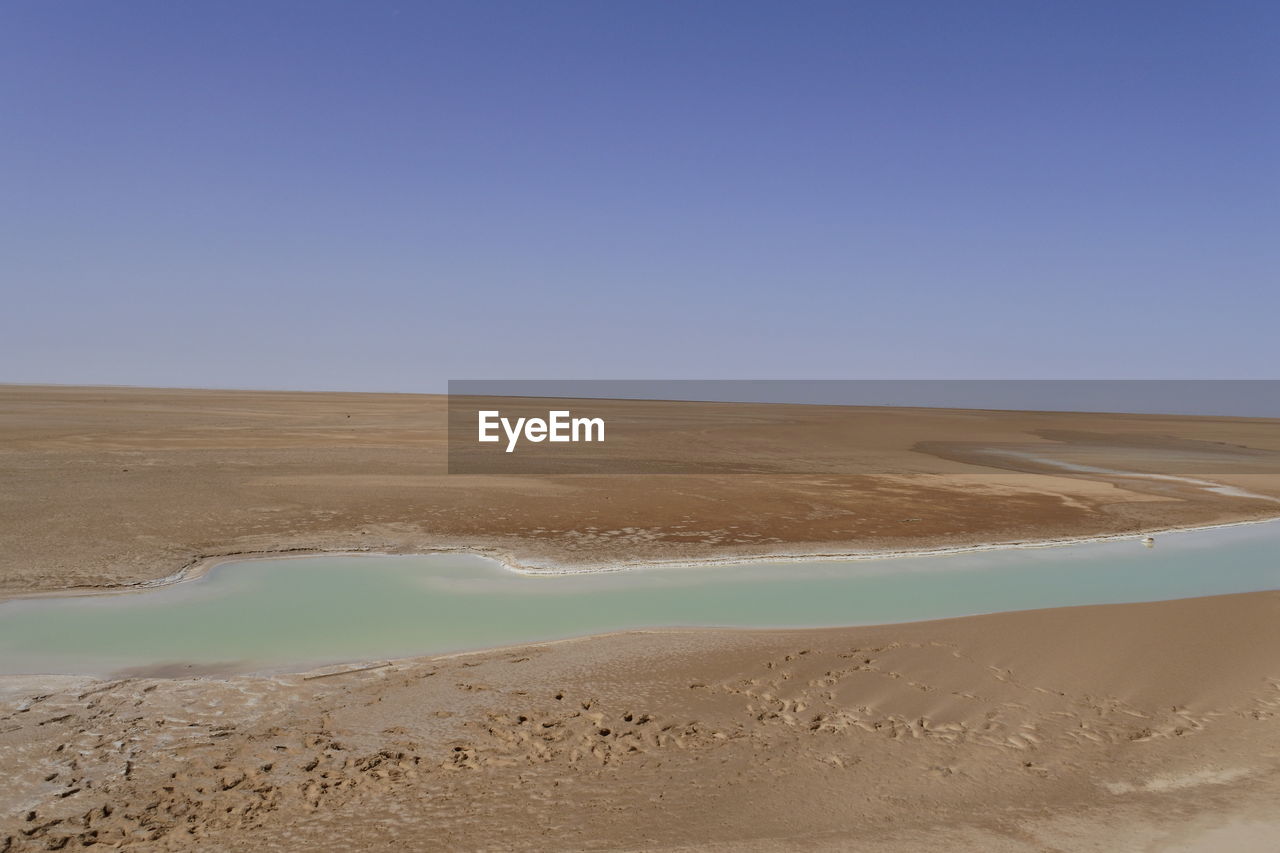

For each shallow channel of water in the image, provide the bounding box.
[1,521,1277,676]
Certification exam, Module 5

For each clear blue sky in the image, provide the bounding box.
[3,1,1276,390]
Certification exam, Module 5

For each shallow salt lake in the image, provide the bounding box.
[2,521,1278,676]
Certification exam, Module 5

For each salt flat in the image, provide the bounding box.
[2,384,1280,851]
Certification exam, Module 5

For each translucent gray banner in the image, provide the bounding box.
[446,380,1280,478]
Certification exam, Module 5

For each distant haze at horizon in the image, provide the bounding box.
[7,379,1276,421]
[3,2,1276,390]
[447,380,1280,419]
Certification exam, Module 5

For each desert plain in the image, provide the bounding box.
[2,384,1280,851]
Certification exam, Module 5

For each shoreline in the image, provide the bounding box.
[5,507,1274,601]
[5,512,1278,599]
[5,514,1277,684]
[8,586,1280,686]
[7,582,1279,851]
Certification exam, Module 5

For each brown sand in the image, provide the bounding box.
[4,595,1280,851]
[3,384,1279,593]
[2,385,1280,851]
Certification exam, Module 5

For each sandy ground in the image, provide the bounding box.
[4,596,1280,851]
[4,384,1280,593]
[3,385,1280,851]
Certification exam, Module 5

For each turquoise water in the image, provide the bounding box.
[2,521,1278,676]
